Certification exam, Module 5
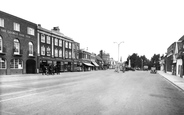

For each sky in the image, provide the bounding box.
[1,0,184,61]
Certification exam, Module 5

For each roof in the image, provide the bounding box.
[178,35,184,41]
[96,55,103,61]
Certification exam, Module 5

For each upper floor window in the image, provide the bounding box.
[69,43,71,49]
[65,41,68,48]
[59,49,62,57]
[28,42,33,56]
[46,47,51,56]
[41,34,45,43]
[0,18,4,27]
[10,59,23,69]
[41,45,45,55]
[14,39,20,54]
[55,38,58,46]
[27,27,35,36]
[13,22,20,31]
[0,36,2,52]
[47,36,50,44]
[65,50,68,58]
[69,51,72,58]
[59,40,62,47]
[55,48,58,57]
[0,58,6,69]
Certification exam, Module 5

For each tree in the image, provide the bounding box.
[150,54,160,70]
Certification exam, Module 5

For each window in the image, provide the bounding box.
[72,52,75,59]
[55,48,58,57]
[13,22,20,31]
[47,36,50,44]
[69,43,71,49]
[27,27,35,36]
[65,50,68,58]
[28,42,33,56]
[55,38,58,46]
[10,59,23,69]
[69,51,71,58]
[59,40,62,47]
[0,36,2,52]
[41,34,45,43]
[46,47,51,56]
[41,45,45,55]
[0,18,4,27]
[14,39,20,54]
[65,41,68,48]
[0,58,6,69]
[59,49,62,57]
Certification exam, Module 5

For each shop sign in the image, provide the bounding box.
[1,28,31,38]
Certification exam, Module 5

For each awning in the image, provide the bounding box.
[91,61,99,66]
[83,62,94,66]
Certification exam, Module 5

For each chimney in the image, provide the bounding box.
[53,26,60,32]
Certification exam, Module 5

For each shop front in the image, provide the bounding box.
[63,59,73,72]
[82,61,94,71]
[91,61,99,70]
[73,60,82,72]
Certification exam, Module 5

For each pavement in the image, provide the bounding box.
[158,70,184,91]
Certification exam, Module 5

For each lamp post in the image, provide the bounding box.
[114,41,124,63]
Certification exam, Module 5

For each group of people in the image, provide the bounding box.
[41,64,60,75]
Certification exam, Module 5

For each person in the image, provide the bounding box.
[114,64,119,73]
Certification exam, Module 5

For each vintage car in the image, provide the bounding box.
[150,67,157,74]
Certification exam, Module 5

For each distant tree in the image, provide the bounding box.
[150,54,160,70]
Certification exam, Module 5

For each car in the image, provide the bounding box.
[150,67,157,74]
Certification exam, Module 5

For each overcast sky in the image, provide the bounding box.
[1,0,184,61]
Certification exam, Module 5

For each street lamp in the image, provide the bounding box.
[114,41,124,63]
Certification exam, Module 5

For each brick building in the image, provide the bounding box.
[37,25,74,72]
[0,11,37,75]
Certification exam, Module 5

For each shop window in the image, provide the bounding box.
[14,39,20,54]
[0,58,6,69]
[10,59,23,69]
[41,45,45,55]
[28,42,33,56]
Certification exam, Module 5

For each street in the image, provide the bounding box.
[0,70,184,115]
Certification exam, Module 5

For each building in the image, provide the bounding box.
[72,41,81,71]
[37,25,74,73]
[90,53,99,70]
[79,49,94,71]
[0,11,37,75]
[99,50,110,69]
